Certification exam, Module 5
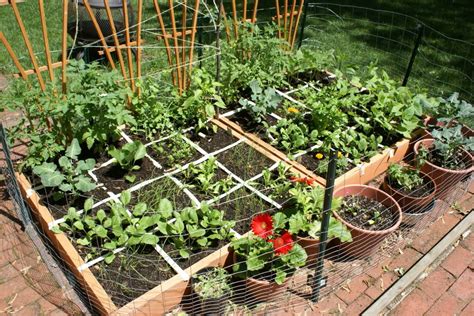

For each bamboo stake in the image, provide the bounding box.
[82,0,116,69]
[168,0,183,93]
[275,0,281,38]
[10,0,45,91]
[287,0,296,43]
[252,0,259,23]
[231,0,238,38]
[152,0,176,85]
[291,0,305,49]
[0,32,27,80]
[243,0,247,22]
[38,0,54,81]
[187,0,200,87]
[122,1,135,92]
[220,3,231,42]
[181,0,187,90]
[283,0,288,41]
[61,0,68,93]
[136,0,143,95]
[103,0,128,81]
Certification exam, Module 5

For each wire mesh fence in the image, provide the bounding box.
[0,1,473,315]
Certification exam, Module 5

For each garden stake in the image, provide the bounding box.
[291,0,305,49]
[243,0,247,22]
[187,0,200,88]
[168,0,183,94]
[231,0,238,38]
[181,0,188,88]
[284,0,288,40]
[136,0,143,96]
[215,0,223,119]
[61,0,68,93]
[275,0,281,38]
[38,0,54,81]
[311,149,338,303]
[220,3,231,42]
[0,32,27,80]
[10,0,46,91]
[122,0,135,92]
[252,0,259,23]
[402,24,423,86]
[287,0,297,42]
[103,0,128,83]
[82,0,116,69]
[297,0,309,49]
[153,0,176,85]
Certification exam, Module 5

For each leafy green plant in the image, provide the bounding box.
[52,191,160,264]
[421,92,474,128]
[231,213,307,285]
[277,184,351,242]
[155,203,235,258]
[33,139,96,199]
[183,157,235,197]
[387,164,424,191]
[193,267,232,299]
[108,141,146,182]
[261,163,293,200]
[150,135,194,168]
[239,80,281,124]
[267,119,315,153]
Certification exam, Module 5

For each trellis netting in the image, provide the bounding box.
[0,1,472,315]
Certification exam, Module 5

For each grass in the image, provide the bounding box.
[0,1,472,100]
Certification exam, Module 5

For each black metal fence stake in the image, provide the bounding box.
[311,149,338,303]
[214,0,222,118]
[402,24,423,86]
[297,0,310,49]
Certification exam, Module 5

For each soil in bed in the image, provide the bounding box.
[387,176,434,198]
[147,135,202,171]
[132,177,193,210]
[163,240,228,271]
[94,157,160,194]
[230,110,279,137]
[91,246,175,308]
[217,143,274,180]
[190,127,238,153]
[338,195,398,231]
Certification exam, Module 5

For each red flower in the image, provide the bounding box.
[270,231,293,255]
[290,176,316,186]
[251,213,273,239]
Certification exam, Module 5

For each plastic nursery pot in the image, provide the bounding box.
[333,185,402,259]
[190,267,231,315]
[295,236,321,267]
[382,168,437,227]
[232,253,290,302]
[414,139,474,200]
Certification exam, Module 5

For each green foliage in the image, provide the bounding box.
[421,92,474,128]
[193,267,232,299]
[150,135,194,168]
[33,139,96,198]
[278,185,352,242]
[239,80,282,124]
[387,164,424,191]
[267,118,313,153]
[108,141,146,182]
[183,157,235,197]
[231,233,307,285]
[261,163,292,200]
[154,203,235,259]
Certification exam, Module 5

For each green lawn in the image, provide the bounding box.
[1,1,472,100]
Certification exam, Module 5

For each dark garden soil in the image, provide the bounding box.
[287,70,335,87]
[147,137,202,171]
[94,157,160,194]
[338,195,398,231]
[230,111,279,136]
[164,240,228,271]
[217,189,272,234]
[297,154,355,178]
[425,148,470,170]
[91,247,175,308]
[387,176,434,198]
[190,128,238,153]
[217,143,274,180]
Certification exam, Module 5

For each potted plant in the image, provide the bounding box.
[276,182,352,265]
[230,213,307,302]
[414,125,473,199]
[191,267,232,314]
[333,185,402,259]
[382,164,436,226]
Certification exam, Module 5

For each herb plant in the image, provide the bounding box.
[231,213,307,285]
[33,139,96,199]
[108,141,147,183]
[387,164,424,191]
[193,267,232,299]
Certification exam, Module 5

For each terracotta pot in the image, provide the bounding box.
[296,236,320,266]
[333,185,402,259]
[414,139,473,200]
[382,168,436,226]
[245,274,290,302]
